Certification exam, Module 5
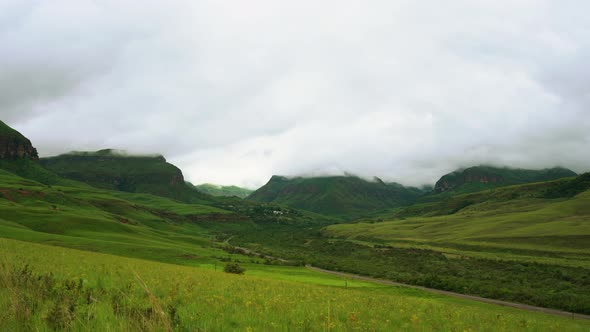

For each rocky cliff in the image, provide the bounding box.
[0,120,38,160]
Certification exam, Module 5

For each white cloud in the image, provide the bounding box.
[1,0,589,188]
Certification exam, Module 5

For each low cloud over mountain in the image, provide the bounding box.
[2,0,589,188]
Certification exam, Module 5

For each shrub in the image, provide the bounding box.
[223,263,245,275]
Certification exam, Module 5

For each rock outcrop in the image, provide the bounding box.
[0,120,39,160]
[435,174,503,192]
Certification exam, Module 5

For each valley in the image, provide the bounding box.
[0,119,589,330]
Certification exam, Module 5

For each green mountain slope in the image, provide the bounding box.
[247,175,422,219]
[40,149,212,204]
[372,173,590,220]
[0,167,250,266]
[327,176,590,254]
[190,183,253,198]
[0,120,39,160]
[434,165,576,194]
[0,120,75,185]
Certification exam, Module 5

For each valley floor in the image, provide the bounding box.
[2,238,590,331]
[305,265,590,321]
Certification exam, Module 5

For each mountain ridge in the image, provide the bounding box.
[40,149,212,204]
[247,174,424,219]
[434,165,576,194]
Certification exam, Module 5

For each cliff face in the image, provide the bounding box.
[0,121,39,160]
[435,173,503,192]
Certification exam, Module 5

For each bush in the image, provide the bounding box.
[223,263,245,275]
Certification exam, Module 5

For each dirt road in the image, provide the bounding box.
[305,265,590,321]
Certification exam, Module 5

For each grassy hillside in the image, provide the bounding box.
[2,238,589,331]
[247,175,422,219]
[369,173,590,220]
[0,158,70,185]
[0,166,318,266]
[434,165,576,194]
[190,182,253,198]
[0,169,239,262]
[40,149,212,204]
[326,189,590,259]
[314,178,590,312]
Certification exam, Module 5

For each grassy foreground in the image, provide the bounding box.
[1,238,589,331]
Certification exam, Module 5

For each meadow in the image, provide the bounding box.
[2,238,589,331]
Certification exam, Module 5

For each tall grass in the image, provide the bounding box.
[1,238,589,331]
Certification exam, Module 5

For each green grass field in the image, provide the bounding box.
[2,238,589,331]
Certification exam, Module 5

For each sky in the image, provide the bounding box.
[1,0,589,188]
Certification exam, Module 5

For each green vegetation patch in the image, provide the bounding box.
[2,238,589,331]
[191,183,253,198]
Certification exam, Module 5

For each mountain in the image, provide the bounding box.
[247,175,422,219]
[0,120,38,160]
[0,120,66,184]
[40,149,212,203]
[190,183,253,198]
[434,166,577,194]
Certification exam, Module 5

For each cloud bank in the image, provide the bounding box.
[1,0,589,188]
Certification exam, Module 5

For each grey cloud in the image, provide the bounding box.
[0,0,589,188]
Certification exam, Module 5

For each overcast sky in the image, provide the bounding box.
[1,0,589,188]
